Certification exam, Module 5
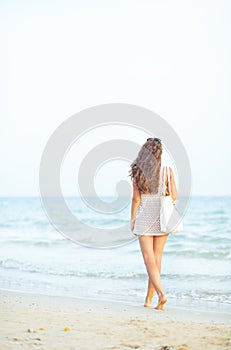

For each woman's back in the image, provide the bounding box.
[133,166,166,236]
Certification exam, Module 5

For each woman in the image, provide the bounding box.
[129,138,178,310]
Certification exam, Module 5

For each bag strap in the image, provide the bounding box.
[162,166,167,195]
[167,166,171,195]
[162,166,165,193]
[162,166,171,196]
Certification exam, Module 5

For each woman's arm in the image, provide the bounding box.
[130,179,141,231]
[169,167,178,201]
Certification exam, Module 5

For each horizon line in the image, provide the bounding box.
[1,195,231,198]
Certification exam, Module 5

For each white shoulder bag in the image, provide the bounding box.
[160,166,183,234]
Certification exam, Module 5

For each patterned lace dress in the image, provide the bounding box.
[133,166,169,236]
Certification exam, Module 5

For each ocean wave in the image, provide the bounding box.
[165,249,231,260]
[1,239,230,261]
[0,239,68,247]
[168,290,231,304]
[1,259,230,283]
[0,259,146,278]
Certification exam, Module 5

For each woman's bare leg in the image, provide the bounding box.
[139,236,166,306]
[144,235,168,308]
[144,278,155,307]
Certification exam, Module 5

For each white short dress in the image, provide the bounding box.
[133,166,169,237]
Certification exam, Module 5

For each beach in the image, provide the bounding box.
[1,196,231,349]
[1,290,230,350]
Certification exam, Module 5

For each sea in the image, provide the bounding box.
[0,196,230,313]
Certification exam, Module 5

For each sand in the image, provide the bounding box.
[0,290,230,350]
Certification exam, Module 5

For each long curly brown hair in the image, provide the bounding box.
[129,138,162,194]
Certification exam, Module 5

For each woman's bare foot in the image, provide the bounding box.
[155,295,167,310]
[144,303,155,308]
[144,297,155,308]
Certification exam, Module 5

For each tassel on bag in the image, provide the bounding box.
[160,166,183,234]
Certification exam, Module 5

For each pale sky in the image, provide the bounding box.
[1,0,230,196]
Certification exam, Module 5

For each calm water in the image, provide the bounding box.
[0,196,230,313]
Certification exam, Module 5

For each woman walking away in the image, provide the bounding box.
[129,138,178,310]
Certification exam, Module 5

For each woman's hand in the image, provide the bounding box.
[130,219,135,232]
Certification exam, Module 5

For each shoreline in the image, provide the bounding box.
[1,285,230,315]
[1,290,230,350]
